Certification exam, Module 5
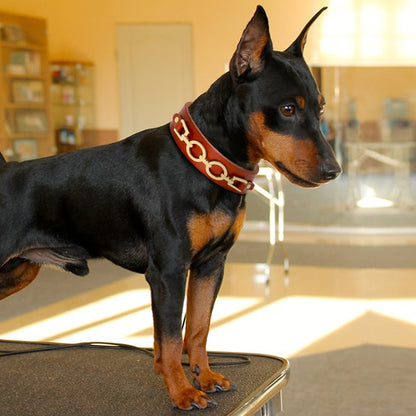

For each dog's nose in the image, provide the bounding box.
[321,163,342,181]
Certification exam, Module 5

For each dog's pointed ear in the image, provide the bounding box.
[285,7,327,57]
[230,6,273,80]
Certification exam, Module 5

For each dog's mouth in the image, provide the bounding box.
[274,162,320,188]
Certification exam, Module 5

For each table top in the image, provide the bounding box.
[0,340,289,416]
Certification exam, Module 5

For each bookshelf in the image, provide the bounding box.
[0,11,54,161]
[51,61,95,152]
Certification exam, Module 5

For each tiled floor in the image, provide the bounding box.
[1,230,415,360]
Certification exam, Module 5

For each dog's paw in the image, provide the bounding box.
[171,386,217,410]
[192,370,237,394]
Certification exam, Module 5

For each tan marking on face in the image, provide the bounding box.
[247,112,321,185]
[296,96,306,109]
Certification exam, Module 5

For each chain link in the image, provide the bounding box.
[173,117,251,193]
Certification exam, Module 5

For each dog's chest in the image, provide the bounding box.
[187,208,246,255]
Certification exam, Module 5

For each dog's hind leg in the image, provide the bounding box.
[0,258,41,300]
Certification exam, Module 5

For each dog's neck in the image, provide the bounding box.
[188,73,256,171]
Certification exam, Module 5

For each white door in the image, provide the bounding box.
[116,24,193,139]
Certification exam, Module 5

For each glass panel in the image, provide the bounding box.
[316,66,416,210]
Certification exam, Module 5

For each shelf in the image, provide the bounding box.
[0,41,46,51]
[52,102,94,107]
[2,72,46,80]
[0,11,54,160]
[51,61,95,152]
[5,102,48,109]
[52,81,93,86]
[8,132,49,139]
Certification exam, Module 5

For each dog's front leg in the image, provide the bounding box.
[146,260,214,410]
[184,254,235,394]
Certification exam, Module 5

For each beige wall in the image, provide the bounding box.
[1,0,322,134]
[321,67,416,121]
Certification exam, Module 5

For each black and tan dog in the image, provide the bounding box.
[0,6,340,410]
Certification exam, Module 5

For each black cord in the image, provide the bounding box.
[206,352,251,367]
[0,341,250,367]
[0,341,154,358]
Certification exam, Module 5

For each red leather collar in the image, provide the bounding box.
[170,102,258,194]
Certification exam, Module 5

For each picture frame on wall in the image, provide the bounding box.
[13,138,38,161]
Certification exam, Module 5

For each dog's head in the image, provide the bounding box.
[229,6,341,187]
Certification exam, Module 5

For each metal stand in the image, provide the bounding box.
[254,166,289,282]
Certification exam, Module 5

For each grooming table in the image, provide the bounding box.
[0,340,289,416]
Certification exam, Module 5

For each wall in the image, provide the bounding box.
[322,67,416,121]
[0,0,321,135]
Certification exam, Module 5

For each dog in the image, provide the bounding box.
[0,6,341,410]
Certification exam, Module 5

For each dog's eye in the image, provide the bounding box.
[319,106,325,118]
[280,104,295,117]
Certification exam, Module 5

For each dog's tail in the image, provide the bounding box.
[0,152,6,165]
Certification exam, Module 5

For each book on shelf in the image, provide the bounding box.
[6,51,41,75]
[0,23,25,42]
[15,109,48,133]
[11,80,44,103]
